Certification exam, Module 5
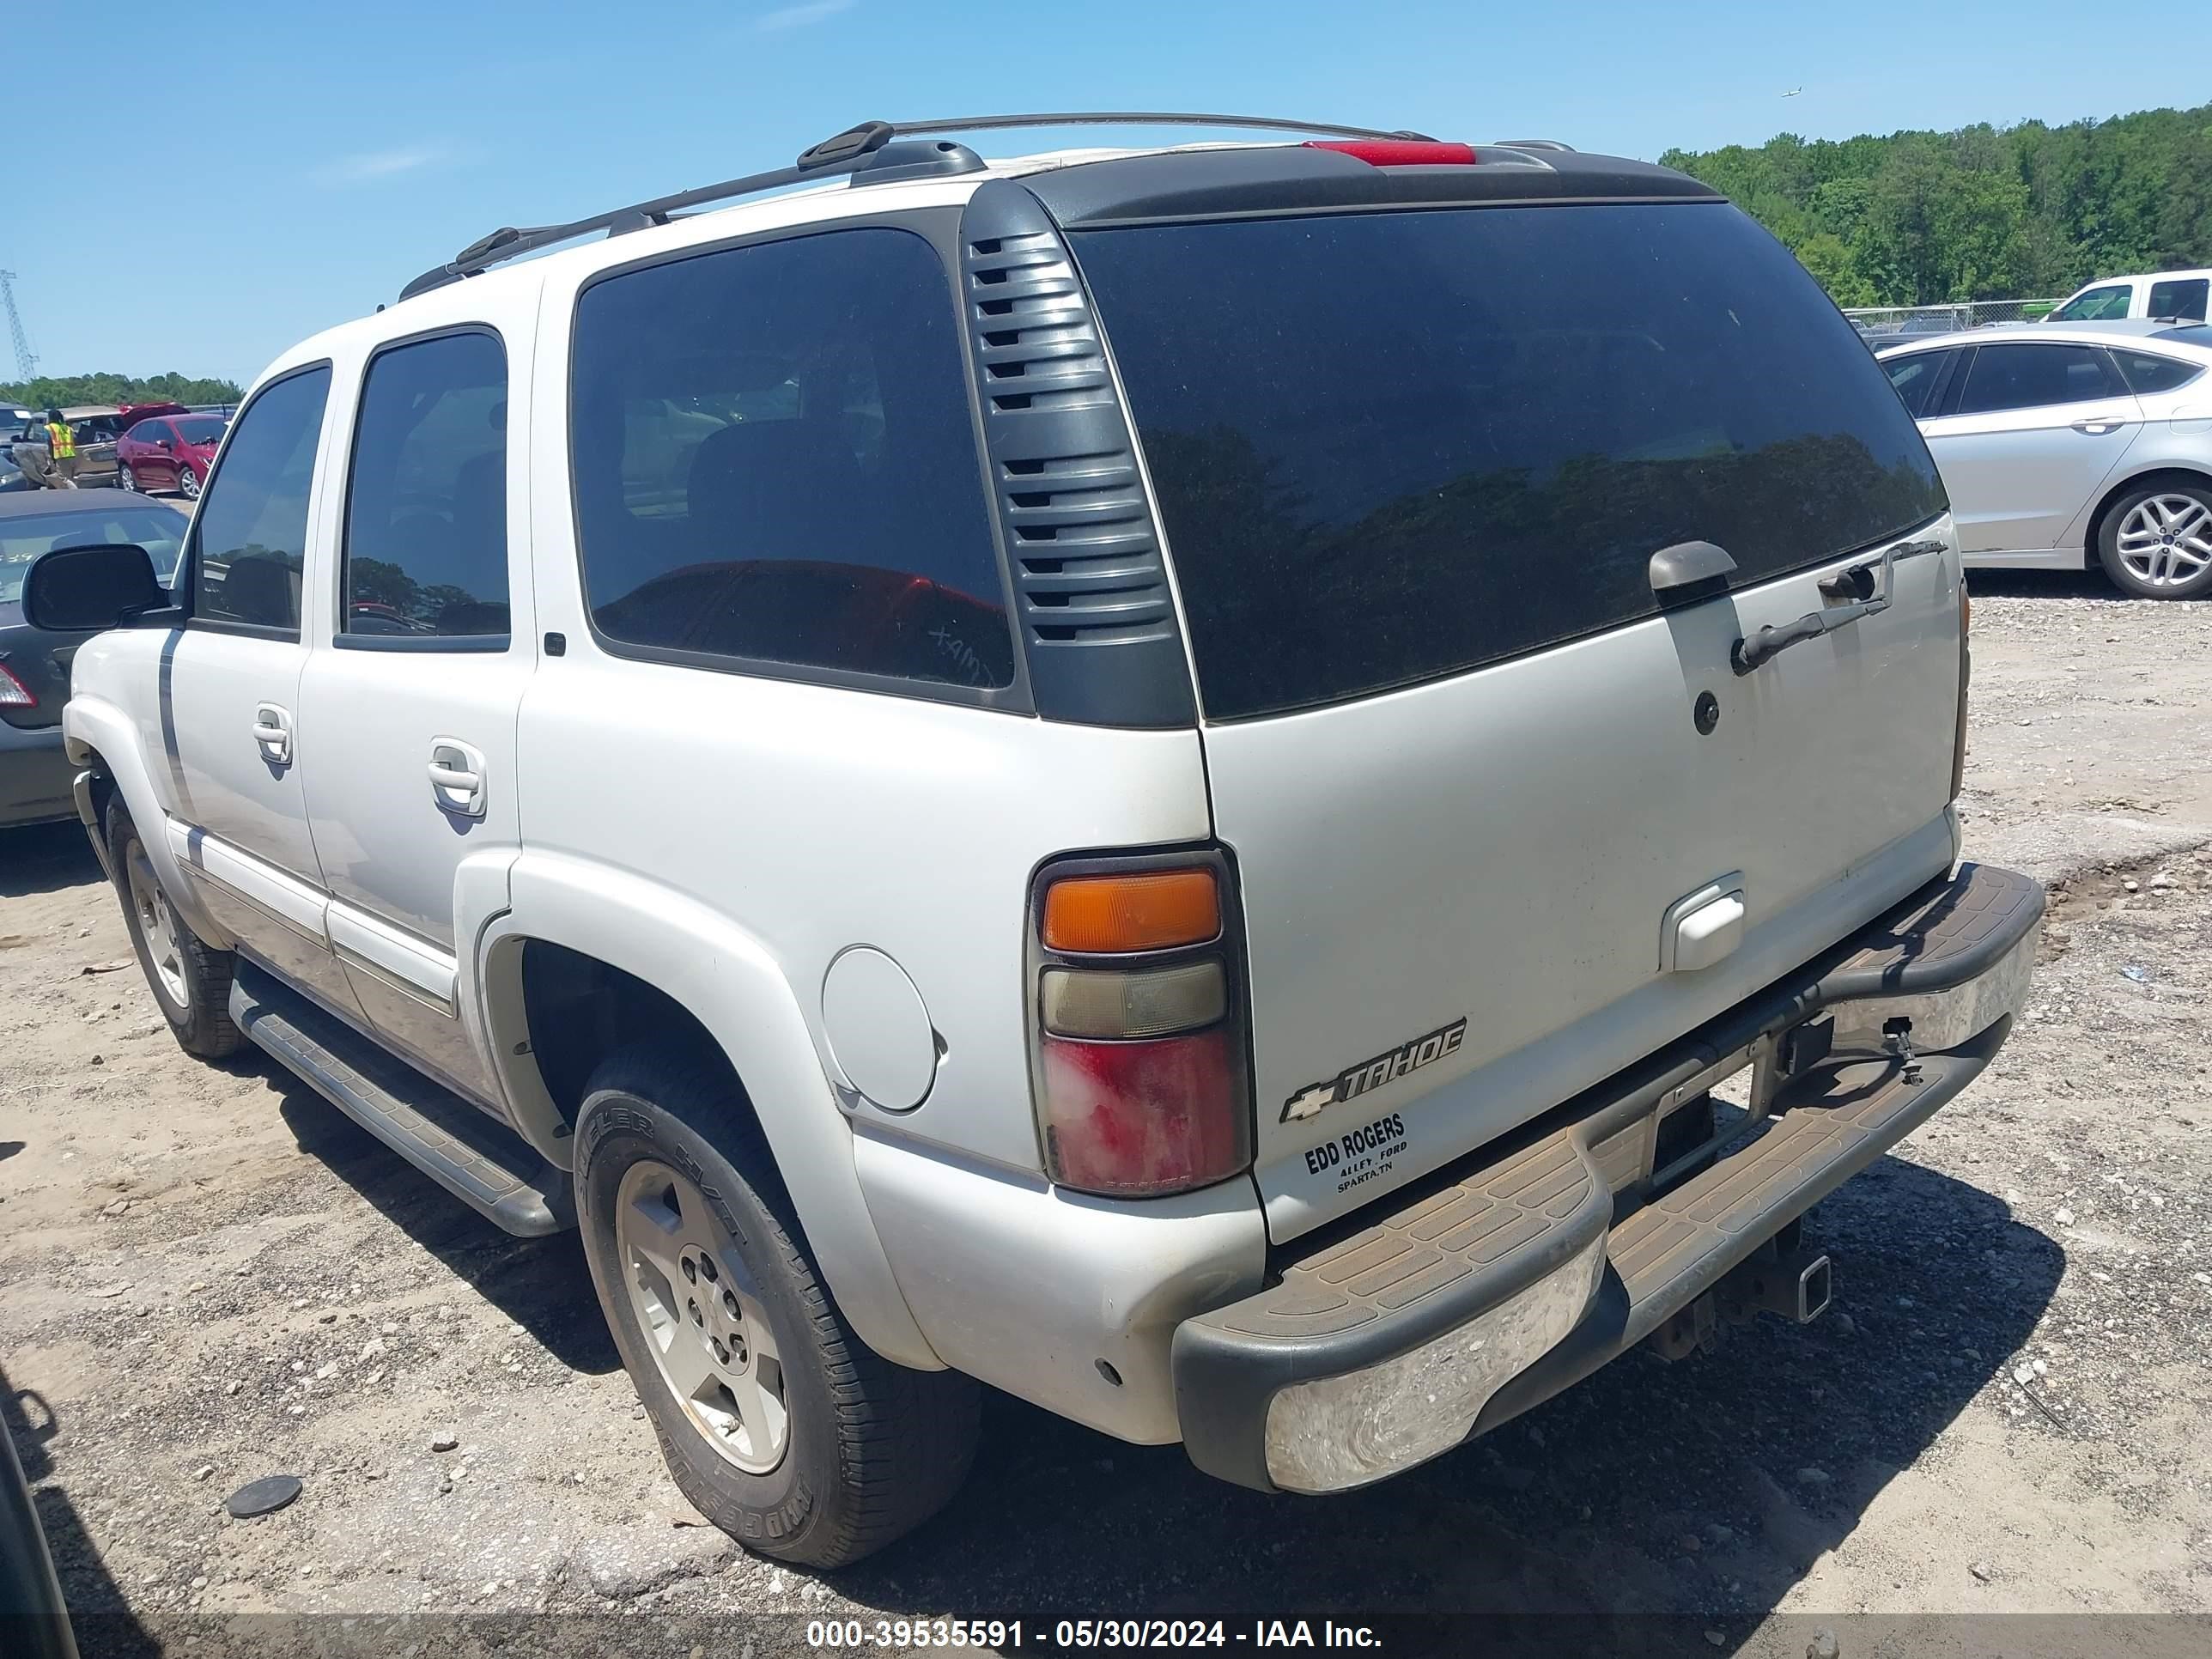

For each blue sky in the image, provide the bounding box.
[6,0,2183,386]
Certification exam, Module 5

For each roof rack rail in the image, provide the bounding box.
[398,111,1435,301]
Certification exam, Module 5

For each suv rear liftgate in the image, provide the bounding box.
[1174,862,2040,1492]
[991,140,2034,1491]
[1058,173,1968,1245]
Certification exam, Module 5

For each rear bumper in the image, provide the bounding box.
[1173,861,2042,1493]
[0,721,75,828]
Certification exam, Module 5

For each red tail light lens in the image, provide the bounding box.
[1038,1030,1249,1197]
[1304,139,1478,167]
[0,661,35,708]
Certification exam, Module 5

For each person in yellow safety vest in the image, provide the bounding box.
[42,409,80,488]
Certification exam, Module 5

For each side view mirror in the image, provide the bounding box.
[22,542,169,632]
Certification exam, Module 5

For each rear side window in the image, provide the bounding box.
[1072,203,1944,719]
[2112,350,2204,395]
[2148,278,2209,322]
[191,366,331,635]
[1883,349,1954,417]
[1954,344,2124,414]
[569,227,1013,691]
[343,330,509,639]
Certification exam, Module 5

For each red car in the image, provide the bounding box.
[115,410,227,500]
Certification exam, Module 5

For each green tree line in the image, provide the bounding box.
[1662,103,2212,307]
[0,370,244,410]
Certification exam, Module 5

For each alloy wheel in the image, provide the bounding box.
[179,466,200,500]
[118,464,135,493]
[2115,494,2212,589]
[125,842,190,1010]
[614,1158,789,1474]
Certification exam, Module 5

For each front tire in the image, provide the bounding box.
[179,464,200,500]
[106,801,244,1059]
[575,1050,978,1568]
[2097,482,2212,599]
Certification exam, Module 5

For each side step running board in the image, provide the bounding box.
[231,963,574,1237]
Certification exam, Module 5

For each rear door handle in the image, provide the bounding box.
[428,738,487,818]
[251,702,293,765]
[2070,415,2128,434]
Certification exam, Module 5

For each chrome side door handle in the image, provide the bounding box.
[2070,414,2128,434]
[251,702,293,765]
[428,738,487,818]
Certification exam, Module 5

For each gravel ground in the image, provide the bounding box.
[3,568,2209,1658]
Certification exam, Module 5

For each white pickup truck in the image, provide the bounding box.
[25,113,2040,1568]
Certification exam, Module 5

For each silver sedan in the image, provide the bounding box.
[1876,319,2212,598]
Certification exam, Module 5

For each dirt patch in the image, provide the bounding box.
[3,571,2209,1656]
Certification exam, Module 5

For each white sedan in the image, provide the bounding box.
[1876,319,2212,598]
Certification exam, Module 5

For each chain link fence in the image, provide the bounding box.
[1844,299,2058,337]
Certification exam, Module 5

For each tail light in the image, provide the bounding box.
[1029,854,1252,1198]
[0,660,35,708]
[1951,580,1971,800]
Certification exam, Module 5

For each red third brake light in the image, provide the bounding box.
[1304,139,1478,167]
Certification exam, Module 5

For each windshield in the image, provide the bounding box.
[1073,201,1946,719]
[174,416,228,446]
[0,505,188,605]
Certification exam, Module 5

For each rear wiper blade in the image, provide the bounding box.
[1731,538,1941,676]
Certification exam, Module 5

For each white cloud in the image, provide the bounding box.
[313,146,445,186]
[759,0,854,30]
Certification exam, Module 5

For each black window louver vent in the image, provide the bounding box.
[957,179,1194,728]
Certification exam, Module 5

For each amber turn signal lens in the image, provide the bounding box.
[1041,869,1220,955]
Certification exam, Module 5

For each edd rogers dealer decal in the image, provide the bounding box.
[1303,1111,1411,1194]
[1279,1017,1467,1123]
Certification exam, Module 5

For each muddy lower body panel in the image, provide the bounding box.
[1173,862,2041,1493]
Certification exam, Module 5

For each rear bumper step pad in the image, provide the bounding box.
[1174,861,2039,1493]
[231,963,573,1237]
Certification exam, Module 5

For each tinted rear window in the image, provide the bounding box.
[1954,343,2123,413]
[2148,277,2209,322]
[1073,203,1946,719]
[2112,349,2204,395]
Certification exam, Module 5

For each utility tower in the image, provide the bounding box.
[0,271,37,380]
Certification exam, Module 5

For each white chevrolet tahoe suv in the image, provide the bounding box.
[26,114,2042,1569]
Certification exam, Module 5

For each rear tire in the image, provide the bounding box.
[575,1048,978,1568]
[2096,481,2212,599]
[117,463,136,494]
[106,800,244,1060]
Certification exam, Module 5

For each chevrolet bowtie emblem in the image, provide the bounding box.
[1278,1018,1468,1124]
